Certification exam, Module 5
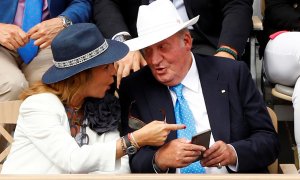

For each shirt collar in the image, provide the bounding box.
[181,53,200,93]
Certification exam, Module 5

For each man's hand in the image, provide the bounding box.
[28,17,64,49]
[155,138,206,171]
[201,140,237,168]
[0,23,28,51]
[114,50,147,88]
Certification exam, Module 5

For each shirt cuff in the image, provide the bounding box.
[152,152,169,173]
[112,32,131,40]
[227,144,239,172]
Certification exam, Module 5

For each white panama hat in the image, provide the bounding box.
[124,0,199,51]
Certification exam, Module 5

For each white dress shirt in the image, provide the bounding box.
[169,53,236,173]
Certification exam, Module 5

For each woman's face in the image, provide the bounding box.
[84,63,116,98]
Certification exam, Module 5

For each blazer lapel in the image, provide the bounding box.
[142,69,177,141]
[195,56,230,143]
[0,0,18,23]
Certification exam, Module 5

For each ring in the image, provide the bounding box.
[217,163,222,169]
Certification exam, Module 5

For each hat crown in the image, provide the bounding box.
[51,23,104,62]
[42,23,129,84]
[137,0,183,36]
[124,0,199,51]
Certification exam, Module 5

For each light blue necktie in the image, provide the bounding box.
[18,0,43,64]
[170,83,206,174]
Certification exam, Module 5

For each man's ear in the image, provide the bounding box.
[183,31,193,50]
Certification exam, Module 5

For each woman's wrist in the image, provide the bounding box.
[116,138,126,159]
[132,130,146,147]
[129,133,140,149]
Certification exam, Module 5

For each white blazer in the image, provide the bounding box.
[1,93,130,174]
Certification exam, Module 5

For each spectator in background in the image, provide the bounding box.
[93,0,253,87]
[119,0,279,174]
[0,0,92,101]
[263,0,300,166]
[1,23,185,174]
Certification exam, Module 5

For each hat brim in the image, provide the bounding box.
[125,15,199,51]
[42,39,129,84]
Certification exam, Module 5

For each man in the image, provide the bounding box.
[119,0,279,173]
[94,0,253,86]
[0,0,92,101]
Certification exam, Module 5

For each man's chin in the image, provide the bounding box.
[154,75,173,86]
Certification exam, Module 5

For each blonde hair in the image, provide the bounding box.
[20,69,91,106]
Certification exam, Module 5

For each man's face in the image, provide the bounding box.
[142,31,193,86]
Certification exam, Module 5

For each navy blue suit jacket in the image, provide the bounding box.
[119,54,279,173]
[0,0,91,24]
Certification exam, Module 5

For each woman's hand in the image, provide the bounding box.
[114,50,147,88]
[133,120,186,147]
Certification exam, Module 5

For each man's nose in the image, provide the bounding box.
[150,51,163,65]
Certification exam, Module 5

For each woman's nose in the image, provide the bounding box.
[110,64,116,75]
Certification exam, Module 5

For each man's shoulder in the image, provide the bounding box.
[194,53,248,72]
[193,53,250,83]
[119,66,155,93]
[122,66,152,83]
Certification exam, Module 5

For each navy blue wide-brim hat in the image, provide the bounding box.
[42,23,129,84]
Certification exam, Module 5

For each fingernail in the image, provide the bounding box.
[183,125,186,129]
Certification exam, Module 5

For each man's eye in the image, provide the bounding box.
[159,44,167,50]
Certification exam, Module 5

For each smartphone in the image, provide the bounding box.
[191,129,211,160]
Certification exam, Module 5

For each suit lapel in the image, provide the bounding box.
[195,55,230,143]
[0,0,19,23]
[142,68,177,140]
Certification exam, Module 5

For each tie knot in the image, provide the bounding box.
[170,83,183,97]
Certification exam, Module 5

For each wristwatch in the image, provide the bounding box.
[123,134,137,155]
[59,16,73,28]
[113,34,131,42]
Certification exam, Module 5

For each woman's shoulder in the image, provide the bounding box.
[23,93,61,104]
[21,93,65,113]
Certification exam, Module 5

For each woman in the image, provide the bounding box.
[1,23,185,174]
[263,0,300,166]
